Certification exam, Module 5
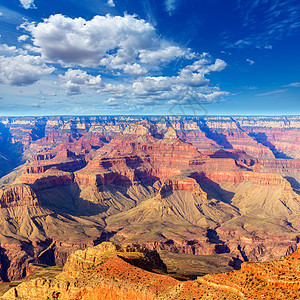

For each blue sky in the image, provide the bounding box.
[0,0,299,116]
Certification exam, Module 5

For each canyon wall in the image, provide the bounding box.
[0,116,299,283]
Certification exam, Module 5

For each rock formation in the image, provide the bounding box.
[0,116,299,283]
[3,242,300,300]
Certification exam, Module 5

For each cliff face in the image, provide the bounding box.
[3,242,300,300]
[0,183,104,281]
[0,184,39,208]
[23,149,86,175]
[1,115,299,159]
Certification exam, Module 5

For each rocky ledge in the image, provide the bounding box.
[3,242,300,300]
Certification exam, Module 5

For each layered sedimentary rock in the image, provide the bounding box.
[3,242,300,300]
[0,116,299,283]
[23,149,86,175]
[1,115,299,160]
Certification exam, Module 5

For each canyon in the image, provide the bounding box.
[2,241,300,299]
[0,115,299,291]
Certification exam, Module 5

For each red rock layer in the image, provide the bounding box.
[0,184,39,208]
[23,149,86,175]
[184,131,220,149]
[35,131,81,148]
[75,131,203,188]
[20,170,73,190]
[247,128,300,159]
[255,158,300,173]
[223,129,275,159]
[195,171,291,187]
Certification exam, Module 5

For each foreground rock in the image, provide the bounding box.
[3,242,300,300]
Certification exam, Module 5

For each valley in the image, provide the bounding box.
[0,115,299,291]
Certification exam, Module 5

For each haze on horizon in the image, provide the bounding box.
[0,0,299,116]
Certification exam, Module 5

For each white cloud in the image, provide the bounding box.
[246,58,255,65]
[257,89,287,96]
[0,12,3,17]
[59,69,130,96]
[183,58,227,73]
[0,44,27,55]
[283,82,300,87]
[178,70,208,87]
[107,0,115,7]
[99,56,147,75]
[24,14,158,67]
[226,1,300,49]
[205,58,227,72]
[18,35,29,42]
[105,97,121,106]
[59,69,103,95]
[0,55,54,86]
[132,76,175,95]
[123,63,147,76]
[164,0,180,15]
[23,14,193,76]
[131,58,227,100]
[58,57,228,104]
[19,0,35,9]
[139,46,189,64]
[168,90,229,105]
[14,13,229,107]
[99,83,128,96]
[23,44,42,53]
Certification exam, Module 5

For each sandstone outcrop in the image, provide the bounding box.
[23,149,86,175]
[3,242,300,299]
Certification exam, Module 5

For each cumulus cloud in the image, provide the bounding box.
[0,55,54,86]
[132,76,174,96]
[58,55,228,105]
[139,46,190,64]
[60,69,130,96]
[246,58,255,65]
[178,58,226,87]
[19,0,35,9]
[123,63,147,76]
[131,58,227,101]
[107,0,115,7]
[18,35,29,42]
[105,97,121,106]
[0,44,28,55]
[183,58,227,73]
[168,90,229,105]
[24,14,158,67]
[10,13,229,107]
[100,83,128,96]
[23,14,193,75]
[59,69,103,95]
[23,44,42,53]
